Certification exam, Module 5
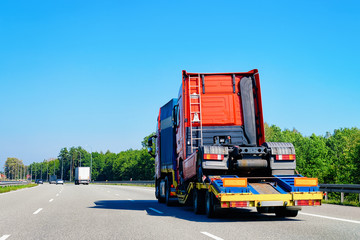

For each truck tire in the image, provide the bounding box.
[165,177,173,206]
[275,207,298,217]
[156,180,165,203]
[256,207,269,214]
[206,191,218,218]
[193,189,205,214]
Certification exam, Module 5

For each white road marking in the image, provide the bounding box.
[56,193,59,197]
[33,208,43,215]
[127,198,134,201]
[300,212,360,224]
[49,199,54,202]
[201,232,224,240]
[115,194,119,196]
[148,208,163,214]
[0,235,11,240]
[107,191,110,193]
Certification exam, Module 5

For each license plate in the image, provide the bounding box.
[261,201,284,206]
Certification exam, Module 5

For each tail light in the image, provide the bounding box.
[295,200,321,206]
[276,154,296,160]
[221,201,249,208]
[203,154,224,160]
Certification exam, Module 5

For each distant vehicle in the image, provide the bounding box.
[56,179,64,185]
[49,175,57,184]
[75,167,91,185]
[35,179,43,184]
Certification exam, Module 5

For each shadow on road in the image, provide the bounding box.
[90,199,300,223]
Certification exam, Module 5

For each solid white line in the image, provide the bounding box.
[299,212,360,224]
[201,232,224,240]
[148,207,163,214]
[33,208,43,215]
[49,199,54,202]
[0,235,11,240]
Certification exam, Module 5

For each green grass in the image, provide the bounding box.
[0,184,37,193]
[322,199,360,207]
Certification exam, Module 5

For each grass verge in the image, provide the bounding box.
[323,200,360,207]
[0,184,37,194]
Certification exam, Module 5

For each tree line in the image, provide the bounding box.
[264,123,360,185]
[3,126,360,185]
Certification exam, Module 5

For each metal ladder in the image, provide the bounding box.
[188,74,203,153]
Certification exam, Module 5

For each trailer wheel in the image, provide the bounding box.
[275,207,298,217]
[165,177,173,206]
[206,191,218,218]
[256,207,269,214]
[193,189,205,214]
[156,180,165,203]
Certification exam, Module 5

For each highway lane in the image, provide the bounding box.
[0,184,359,240]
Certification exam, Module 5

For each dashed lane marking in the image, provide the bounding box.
[148,208,163,214]
[0,235,11,240]
[201,232,224,240]
[299,212,360,224]
[49,199,54,202]
[33,208,43,215]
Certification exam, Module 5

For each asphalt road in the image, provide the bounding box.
[0,184,359,240]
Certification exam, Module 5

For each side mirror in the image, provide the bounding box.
[147,135,156,157]
[147,138,153,147]
[147,147,153,154]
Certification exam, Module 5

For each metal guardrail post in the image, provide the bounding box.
[325,192,328,201]
[341,192,344,203]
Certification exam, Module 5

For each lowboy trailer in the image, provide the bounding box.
[148,69,322,218]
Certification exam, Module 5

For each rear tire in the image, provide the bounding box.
[193,189,205,214]
[157,180,165,203]
[206,191,218,218]
[275,207,298,217]
[165,177,172,206]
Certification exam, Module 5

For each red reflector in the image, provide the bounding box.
[170,192,176,197]
[221,202,230,208]
[276,154,296,160]
[230,201,248,208]
[204,154,224,160]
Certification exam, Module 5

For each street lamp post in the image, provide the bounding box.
[70,154,73,182]
[61,156,63,180]
[86,145,93,181]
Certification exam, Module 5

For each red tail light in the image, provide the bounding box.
[221,201,249,208]
[295,200,321,206]
[204,154,224,160]
[276,154,296,160]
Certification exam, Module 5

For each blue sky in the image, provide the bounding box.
[0,0,359,165]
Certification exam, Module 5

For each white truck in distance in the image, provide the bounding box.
[75,167,91,185]
[49,175,57,184]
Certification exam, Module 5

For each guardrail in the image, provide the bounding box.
[319,184,360,203]
[93,180,154,185]
[0,181,30,187]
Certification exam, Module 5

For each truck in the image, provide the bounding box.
[147,69,322,218]
[49,175,57,184]
[75,167,91,185]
